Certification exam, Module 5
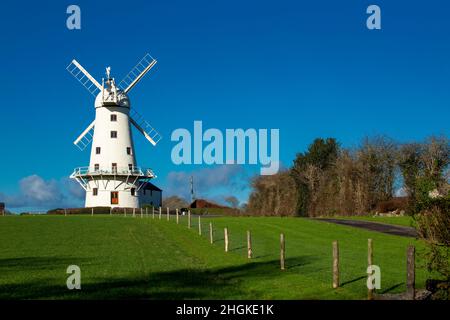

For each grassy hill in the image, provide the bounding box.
[0,215,428,299]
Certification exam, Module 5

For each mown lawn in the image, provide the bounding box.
[0,215,428,299]
[329,215,415,228]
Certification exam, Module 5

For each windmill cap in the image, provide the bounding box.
[95,89,130,108]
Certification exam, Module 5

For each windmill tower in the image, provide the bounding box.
[67,53,162,208]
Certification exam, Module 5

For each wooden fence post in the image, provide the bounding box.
[152,207,155,219]
[188,210,191,228]
[110,207,112,216]
[159,207,162,220]
[247,230,253,259]
[332,240,339,288]
[124,208,126,217]
[368,239,374,299]
[198,216,202,235]
[209,222,213,244]
[141,208,143,218]
[146,207,148,218]
[224,227,229,252]
[133,208,136,218]
[167,207,170,221]
[64,209,67,217]
[280,233,285,270]
[91,208,94,216]
[406,245,416,300]
[176,208,179,224]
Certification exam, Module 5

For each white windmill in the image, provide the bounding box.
[67,53,162,209]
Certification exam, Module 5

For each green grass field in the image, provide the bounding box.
[0,215,429,299]
[329,216,415,228]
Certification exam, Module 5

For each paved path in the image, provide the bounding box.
[312,218,417,238]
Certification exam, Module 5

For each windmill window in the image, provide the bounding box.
[128,164,133,171]
[94,164,99,171]
[112,163,117,173]
[93,188,98,196]
[127,147,132,155]
[96,147,101,154]
[111,131,117,138]
[111,114,117,121]
[131,188,136,196]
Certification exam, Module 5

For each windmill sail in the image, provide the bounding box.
[119,53,157,93]
[67,60,103,96]
[129,109,162,146]
[73,120,95,151]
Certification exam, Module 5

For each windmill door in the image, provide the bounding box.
[111,192,119,205]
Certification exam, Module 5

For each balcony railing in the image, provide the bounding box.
[70,166,155,178]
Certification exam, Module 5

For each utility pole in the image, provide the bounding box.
[190,175,195,204]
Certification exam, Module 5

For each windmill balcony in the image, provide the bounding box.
[70,166,155,179]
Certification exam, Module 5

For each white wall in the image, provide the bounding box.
[89,105,137,172]
[85,99,140,208]
[85,179,139,208]
[78,92,159,209]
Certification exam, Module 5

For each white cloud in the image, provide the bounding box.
[19,175,60,202]
[0,175,84,211]
[163,165,250,204]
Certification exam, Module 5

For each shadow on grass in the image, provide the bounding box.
[254,254,272,259]
[286,255,318,270]
[0,256,316,299]
[381,282,404,294]
[0,257,92,273]
[341,275,366,287]
[229,246,246,252]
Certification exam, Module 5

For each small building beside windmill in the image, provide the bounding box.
[140,182,162,207]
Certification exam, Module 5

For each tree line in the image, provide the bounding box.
[247,135,449,217]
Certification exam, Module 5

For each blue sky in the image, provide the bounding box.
[0,0,449,211]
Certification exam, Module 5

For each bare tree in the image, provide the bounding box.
[247,170,297,216]
[162,196,189,209]
[224,196,239,209]
[422,136,450,186]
